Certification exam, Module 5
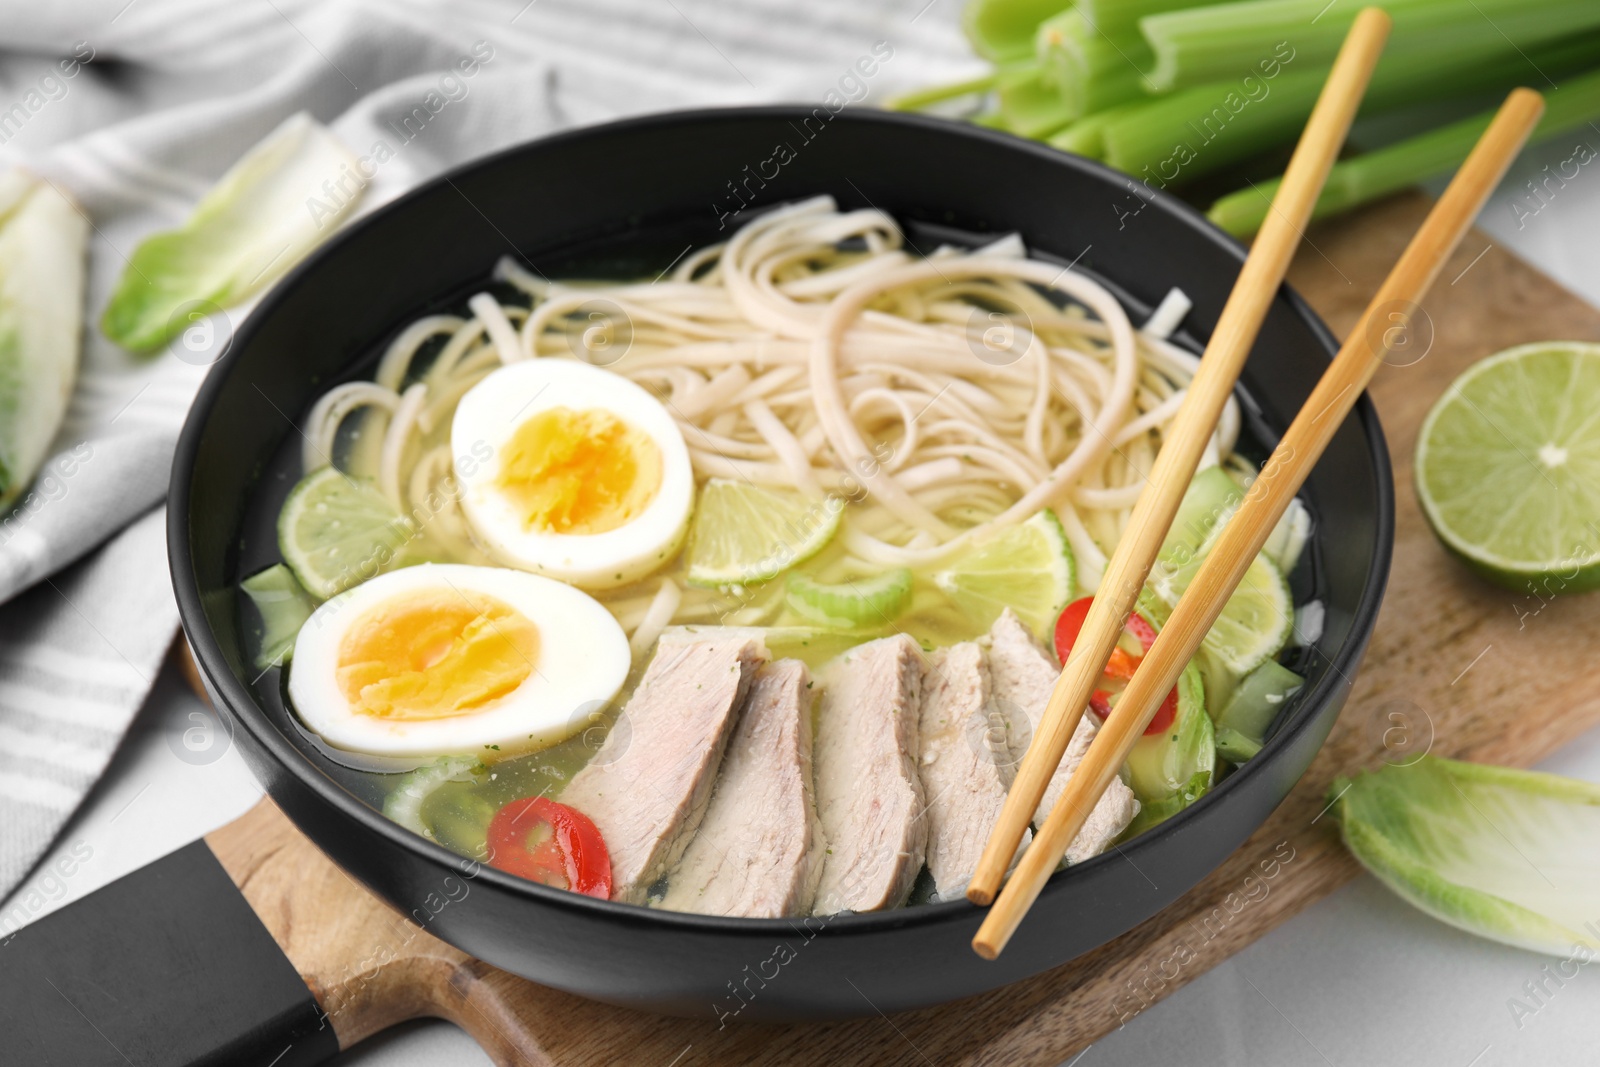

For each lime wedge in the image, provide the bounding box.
[1196,555,1294,676]
[278,467,415,598]
[1144,550,1293,681]
[1140,468,1293,685]
[786,568,912,629]
[1416,342,1600,592]
[684,479,843,587]
[928,510,1075,636]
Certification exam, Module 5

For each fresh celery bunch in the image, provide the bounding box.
[1208,66,1600,235]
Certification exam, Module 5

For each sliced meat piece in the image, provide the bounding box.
[659,659,823,918]
[986,609,1139,864]
[812,634,927,914]
[917,642,1029,902]
[562,635,766,904]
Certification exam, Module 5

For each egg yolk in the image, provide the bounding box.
[336,590,539,720]
[496,406,662,535]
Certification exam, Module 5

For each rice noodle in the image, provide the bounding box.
[304,199,1239,638]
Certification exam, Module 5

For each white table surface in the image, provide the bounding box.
[10,68,1600,1067]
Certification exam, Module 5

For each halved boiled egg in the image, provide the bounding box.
[451,359,693,589]
[288,563,629,758]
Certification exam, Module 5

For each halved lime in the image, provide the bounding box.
[1416,342,1600,592]
[928,510,1075,636]
[683,479,843,587]
[786,568,912,629]
[278,467,416,598]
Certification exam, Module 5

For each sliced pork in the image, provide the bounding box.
[659,659,823,918]
[917,642,1029,901]
[812,634,927,914]
[986,609,1139,864]
[562,635,766,904]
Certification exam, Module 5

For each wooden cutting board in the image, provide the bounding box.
[194,190,1600,1066]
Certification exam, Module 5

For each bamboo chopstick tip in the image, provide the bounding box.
[966,884,995,907]
[1352,6,1393,34]
[1505,86,1546,120]
[971,936,1001,961]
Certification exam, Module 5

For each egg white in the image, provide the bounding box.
[451,359,693,589]
[287,564,630,759]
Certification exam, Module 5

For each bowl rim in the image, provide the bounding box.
[169,104,1394,939]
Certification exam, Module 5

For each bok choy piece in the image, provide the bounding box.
[101,112,362,353]
[0,170,88,511]
[1332,757,1600,956]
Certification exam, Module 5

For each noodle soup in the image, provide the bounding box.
[243,198,1313,915]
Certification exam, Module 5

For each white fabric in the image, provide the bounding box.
[0,0,980,896]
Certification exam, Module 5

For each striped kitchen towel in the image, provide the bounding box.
[0,0,977,899]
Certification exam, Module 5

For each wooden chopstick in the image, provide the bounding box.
[965,6,1394,908]
[973,87,1546,959]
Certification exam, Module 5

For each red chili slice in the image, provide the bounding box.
[486,797,612,899]
[1053,596,1179,736]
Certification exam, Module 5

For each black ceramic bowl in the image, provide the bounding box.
[170,107,1392,1021]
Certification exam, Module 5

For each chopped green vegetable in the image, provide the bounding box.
[101,112,362,353]
[0,170,87,511]
[1122,662,1213,835]
[240,564,317,670]
[786,568,913,629]
[1214,726,1263,763]
[1213,658,1303,757]
[382,756,488,844]
[1332,757,1600,956]
[1209,63,1600,236]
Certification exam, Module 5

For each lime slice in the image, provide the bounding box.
[1416,342,1600,592]
[1145,552,1292,680]
[684,479,843,587]
[278,467,415,598]
[786,568,912,629]
[928,510,1075,636]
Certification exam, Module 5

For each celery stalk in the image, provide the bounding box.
[1079,0,1216,37]
[886,73,1001,112]
[996,61,1078,138]
[1141,0,1600,93]
[1098,31,1600,183]
[1207,67,1600,237]
[1036,9,1153,119]
[1048,98,1151,157]
[963,0,1077,63]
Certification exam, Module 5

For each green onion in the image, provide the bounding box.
[1208,66,1600,236]
[963,0,1077,62]
[1141,0,1600,93]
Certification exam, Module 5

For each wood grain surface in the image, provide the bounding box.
[200,190,1600,1066]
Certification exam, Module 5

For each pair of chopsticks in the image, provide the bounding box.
[968,9,1545,957]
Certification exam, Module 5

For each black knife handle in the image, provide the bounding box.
[0,839,340,1065]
